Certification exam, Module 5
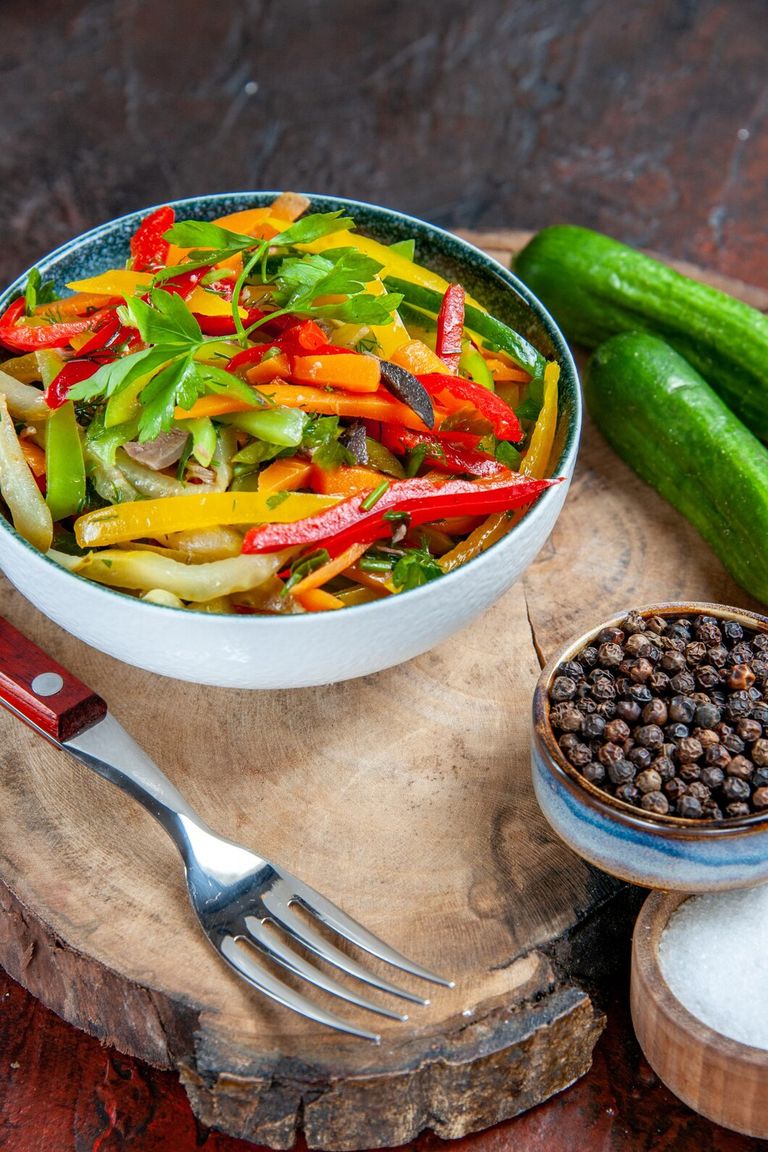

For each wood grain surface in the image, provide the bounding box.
[0,232,765,1149]
[0,2,767,1149]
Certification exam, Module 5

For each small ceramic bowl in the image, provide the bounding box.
[631,890,768,1137]
[531,602,768,891]
[0,193,580,688]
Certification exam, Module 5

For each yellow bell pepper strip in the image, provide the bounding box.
[242,473,558,555]
[74,489,339,548]
[299,229,486,311]
[439,363,561,573]
[389,339,449,376]
[45,401,86,521]
[522,361,560,478]
[366,277,410,357]
[288,541,368,598]
[0,394,53,551]
[333,584,388,605]
[66,269,152,297]
[290,352,380,393]
[52,547,285,602]
[435,285,465,372]
[294,588,345,612]
[257,456,313,493]
[186,287,248,319]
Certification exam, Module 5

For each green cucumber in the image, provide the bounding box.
[514,225,768,441]
[585,331,768,605]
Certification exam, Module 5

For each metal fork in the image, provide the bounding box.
[0,617,452,1041]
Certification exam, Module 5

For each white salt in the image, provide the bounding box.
[658,884,768,1049]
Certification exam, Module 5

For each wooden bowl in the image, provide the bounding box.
[631,891,768,1138]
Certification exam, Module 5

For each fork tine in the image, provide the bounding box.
[253,897,430,1006]
[220,936,381,1042]
[244,918,408,1022]
[287,874,454,987]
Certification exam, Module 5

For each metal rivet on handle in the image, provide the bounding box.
[31,673,64,697]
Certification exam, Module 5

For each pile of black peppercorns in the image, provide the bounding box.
[548,611,768,820]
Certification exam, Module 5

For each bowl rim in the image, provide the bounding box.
[0,191,581,625]
[533,601,768,838]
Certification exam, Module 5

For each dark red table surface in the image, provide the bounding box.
[1,2,767,1149]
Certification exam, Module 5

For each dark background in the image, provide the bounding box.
[1,0,766,287]
[1,2,767,1149]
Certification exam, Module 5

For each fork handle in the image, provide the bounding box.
[0,617,107,743]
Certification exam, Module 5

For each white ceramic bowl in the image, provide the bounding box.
[0,193,580,687]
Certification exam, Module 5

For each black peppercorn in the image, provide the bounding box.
[634,724,665,749]
[677,737,704,762]
[753,787,768,808]
[726,802,751,818]
[581,714,606,740]
[591,678,617,701]
[625,633,653,658]
[728,665,757,692]
[646,615,667,635]
[551,675,578,701]
[603,718,630,743]
[550,702,583,732]
[708,644,729,668]
[694,701,721,728]
[722,732,746,754]
[614,783,640,804]
[704,744,731,770]
[724,621,744,641]
[696,620,722,645]
[695,665,720,689]
[636,768,662,794]
[664,777,688,800]
[726,755,754,780]
[669,695,697,724]
[595,700,618,719]
[598,642,624,667]
[685,641,708,665]
[640,791,669,815]
[661,650,687,675]
[642,699,668,725]
[559,660,583,680]
[629,658,654,683]
[725,691,752,719]
[677,795,703,819]
[722,776,751,802]
[700,765,725,789]
[606,758,635,785]
[652,755,676,781]
[629,746,652,769]
[753,766,768,788]
[582,762,606,785]
[649,670,671,693]
[627,684,653,705]
[616,699,642,724]
[665,722,690,741]
[670,671,696,695]
[567,742,593,768]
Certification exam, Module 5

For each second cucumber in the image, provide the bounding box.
[585,331,768,606]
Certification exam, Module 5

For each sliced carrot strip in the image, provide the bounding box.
[291,353,380,393]
[295,587,345,612]
[258,457,312,493]
[289,541,368,598]
[389,340,447,375]
[270,192,311,222]
[35,292,122,320]
[309,464,383,497]
[246,352,291,384]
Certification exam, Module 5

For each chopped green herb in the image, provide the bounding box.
[24,267,59,315]
[266,490,290,509]
[283,548,331,595]
[388,238,416,260]
[495,440,522,469]
[391,544,442,591]
[404,444,428,477]
[360,480,389,511]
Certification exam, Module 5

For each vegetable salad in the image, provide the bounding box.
[0,194,561,614]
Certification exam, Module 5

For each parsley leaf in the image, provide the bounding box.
[24,268,59,315]
[163,221,256,250]
[391,544,442,591]
[302,415,355,471]
[271,211,354,247]
[283,548,331,596]
[120,289,202,346]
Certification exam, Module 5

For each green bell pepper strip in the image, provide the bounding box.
[459,341,495,390]
[45,401,86,520]
[383,276,547,378]
[217,407,308,447]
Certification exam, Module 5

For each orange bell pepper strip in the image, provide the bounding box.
[389,340,447,376]
[19,438,46,477]
[289,541,368,598]
[290,353,380,393]
[309,464,384,497]
[257,456,313,493]
[294,587,345,611]
[176,381,445,432]
[35,292,123,320]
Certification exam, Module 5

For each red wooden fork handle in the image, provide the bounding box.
[0,617,107,743]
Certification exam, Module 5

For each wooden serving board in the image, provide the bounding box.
[0,235,764,1151]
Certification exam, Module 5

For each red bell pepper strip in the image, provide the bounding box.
[130,206,175,272]
[0,306,115,353]
[418,372,523,442]
[379,425,504,478]
[76,312,124,356]
[161,268,208,299]
[226,343,277,373]
[435,284,465,372]
[242,473,559,555]
[193,306,264,337]
[45,361,102,409]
